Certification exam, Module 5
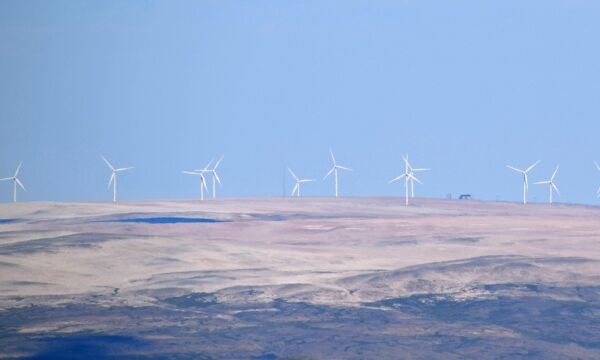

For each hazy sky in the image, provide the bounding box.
[1,1,599,204]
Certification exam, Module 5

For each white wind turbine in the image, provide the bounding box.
[389,158,422,206]
[198,156,223,199]
[1,162,26,202]
[323,150,352,197]
[183,159,213,200]
[507,160,539,204]
[102,156,133,203]
[534,165,560,204]
[288,167,315,197]
[403,154,430,198]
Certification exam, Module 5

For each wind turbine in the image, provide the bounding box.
[198,156,223,199]
[534,165,560,204]
[1,162,26,202]
[389,159,422,206]
[507,160,539,204]
[102,156,133,203]
[183,159,213,200]
[288,167,315,197]
[403,154,430,198]
[323,150,352,197]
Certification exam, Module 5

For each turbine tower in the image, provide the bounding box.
[288,167,315,197]
[199,156,223,199]
[389,160,422,206]
[403,154,430,198]
[323,150,352,197]
[183,159,213,200]
[102,156,133,203]
[507,160,539,204]
[1,162,26,202]
[534,165,560,204]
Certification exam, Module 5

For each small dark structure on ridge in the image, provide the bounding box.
[459,194,472,200]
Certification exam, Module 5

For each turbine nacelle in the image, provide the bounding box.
[534,165,560,204]
[185,159,215,200]
[102,155,133,202]
[400,154,430,200]
[288,167,315,197]
[1,161,26,202]
[507,160,540,204]
[195,156,223,199]
[324,150,351,197]
[390,154,429,206]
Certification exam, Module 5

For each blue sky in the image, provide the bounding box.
[1,1,599,203]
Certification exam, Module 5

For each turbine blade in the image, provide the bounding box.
[552,183,560,196]
[506,165,524,173]
[0,177,12,181]
[524,174,529,189]
[526,160,540,173]
[101,156,115,171]
[116,167,134,172]
[213,156,224,170]
[15,178,26,191]
[330,149,336,165]
[551,165,559,181]
[323,167,335,180]
[337,165,352,171]
[287,167,299,181]
[389,174,406,184]
[595,161,600,172]
[201,175,208,190]
[108,173,115,188]
[193,159,213,173]
[14,161,23,177]
[202,159,214,172]
[409,174,422,184]
[182,171,199,175]
[213,171,221,185]
[291,183,299,196]
[534,181,550,185]
[299,179,316,183]
[411,168,431,172]
[403,155,412,170]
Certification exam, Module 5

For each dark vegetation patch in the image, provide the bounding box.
[163,292,218,309]
[141,268,269,285]
[9,281,50,286]
[445,237,482,244]
[339,255,531,286]
[1,292,600,359]
[109,217,225,224]
[249,214,287,221]
[0,233,126,255]
[372,285,600,349]
[377,239,418,246]
[536,257,596,265]
[0,230,63,240]
[251,354,278,360]
[145,257,183,266]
